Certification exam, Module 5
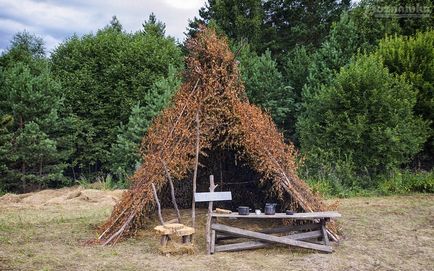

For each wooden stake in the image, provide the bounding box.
[103,210,135,246]
[191,110,200,229]
[206,175,217,255]
[151,183,164,225]
[162,160,182,223]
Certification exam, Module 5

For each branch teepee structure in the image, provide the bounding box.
[98,27,337,245]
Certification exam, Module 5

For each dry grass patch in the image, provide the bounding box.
[0,188,433,271]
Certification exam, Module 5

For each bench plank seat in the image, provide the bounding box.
[211,211,341,220]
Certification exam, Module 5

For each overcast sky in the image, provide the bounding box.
[0,0,205,55]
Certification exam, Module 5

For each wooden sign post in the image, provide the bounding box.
[194,175,232,255]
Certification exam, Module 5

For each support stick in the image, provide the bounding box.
[206,175,217,255]
[162,160,182,223]
[191,110,200,229]
[151,183,164,225]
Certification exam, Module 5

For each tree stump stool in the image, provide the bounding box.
[154,223,195,247]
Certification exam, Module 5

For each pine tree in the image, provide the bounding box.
[108,66,182,181]
[281,46,312,142]
[261,0,351,58]
[109,16,123,32]
[0,46,71,191]
[0,115,15,192]
[188,0,264,51]
[236,44,293,131]
[143,13,166,37]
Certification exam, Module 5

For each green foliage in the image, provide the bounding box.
[143,13,166,37]
[13,122,66,186]
[0,34,72,191]
[349,1,402,47]
[306,177,377,198]
[306,169,434,198]
[379,0,434,36]
[109,16,123,32]
[188,0,264,50]
[376,30,434,164]
[0,115,15,192]
[236,44,293,129]
[304,8,400,93]
[76,174,126,190]
[0,4,432,196]
[190,0,350,55]
[0,31,45,67]
[282,46,312,103]
[281,46,312,141]
[108,66,182,181]
[378,170,434,194]
[297,3,400,100]
[289,11,384,141]
[51,18,183,176]
[262,0,350,57]
[298,54,430,188]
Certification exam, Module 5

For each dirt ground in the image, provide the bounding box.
[0,187,433,271]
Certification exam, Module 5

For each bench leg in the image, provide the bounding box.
[320,219,330,246]
[210,230,216,254]
[160,235,169,246]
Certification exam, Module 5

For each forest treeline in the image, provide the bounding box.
[0,0,433,195]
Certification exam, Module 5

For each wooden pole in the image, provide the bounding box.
[206,175,217,255]
[151,183,164,225]
[162,160,182,223]
[191,110,200,229]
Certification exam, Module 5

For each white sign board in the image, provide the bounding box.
[194,191,232,202]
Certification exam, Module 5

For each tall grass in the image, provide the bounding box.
[305,170,434,198]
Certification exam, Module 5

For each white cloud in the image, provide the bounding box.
[0,18,37,33]
[43,34,63,54]
[0,0,203,53]
[0,0,98,33]
[163,0,205,10]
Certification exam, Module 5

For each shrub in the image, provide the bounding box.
[298,54,430,188]
[376,31,434,165]
[379,170,434,194]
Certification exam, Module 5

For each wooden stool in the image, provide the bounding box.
[154,223,195,247]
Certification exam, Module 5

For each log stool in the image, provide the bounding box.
[154,223,195,247]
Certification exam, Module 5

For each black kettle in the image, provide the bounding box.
[264,203,277,215]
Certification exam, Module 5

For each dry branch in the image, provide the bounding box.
[206,175,216,255]
[151,183,164,225]
[191,110,200,229]
[162,160,182,223]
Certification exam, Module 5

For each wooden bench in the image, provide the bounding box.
[194,175,341,254]
[210,211,341,253]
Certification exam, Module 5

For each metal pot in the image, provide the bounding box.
[264,203,277,215]
[286,210,294,215]
[237,206,250,215]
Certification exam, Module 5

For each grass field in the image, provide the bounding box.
[0,188,433,271]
